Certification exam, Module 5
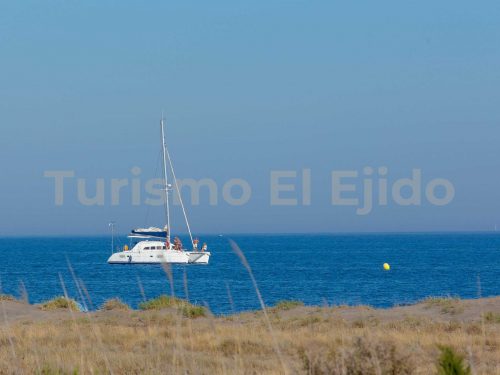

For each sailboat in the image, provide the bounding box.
[107,117,211,265]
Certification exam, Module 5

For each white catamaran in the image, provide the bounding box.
[107,118,211,265]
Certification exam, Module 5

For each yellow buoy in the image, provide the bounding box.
[383,263,390,271]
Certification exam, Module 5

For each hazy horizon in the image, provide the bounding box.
[1,230,499,239]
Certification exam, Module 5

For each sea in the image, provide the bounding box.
[0,233,499,315]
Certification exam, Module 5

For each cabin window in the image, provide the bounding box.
[144,247,150,250]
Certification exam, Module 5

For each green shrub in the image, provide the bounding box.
[100,298,130,311]
[139,295,206,318]
[0,294,16,302]
[437,346,471,375]
[40,297,80,311]
[273,300,304,311]
[139,295,185,310]
[181,305,206,318]
[484,311,500,324]
[38,365,79,375]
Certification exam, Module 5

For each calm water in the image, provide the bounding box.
[0,233,499,314]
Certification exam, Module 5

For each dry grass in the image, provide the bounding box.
[424,297,465,315]
[0,298,499,374]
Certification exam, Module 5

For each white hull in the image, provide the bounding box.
[107,240,211,264]
[108,249,190,264]
[187,251,211,264]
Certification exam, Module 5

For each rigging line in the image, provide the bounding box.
[165,145,194,248]
[144,148,163,227]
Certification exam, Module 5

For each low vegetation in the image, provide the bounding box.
[424,297,464,315]
[181,304,206,318]
[0,294,17,302]
[437,346,471,375]
[100,298,130,311]
[272,300,304,311]
[39,297,80,311]
[484,311,500,324]
[138,295,186,310]
[139,295,206,318]
[298,336,415,375]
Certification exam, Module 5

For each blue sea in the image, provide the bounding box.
[0,233,499,314]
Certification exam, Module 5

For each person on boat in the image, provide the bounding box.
[202,243,207,252]
[193,238,199,250]
[165,239,170,250]
[174,237,183,251]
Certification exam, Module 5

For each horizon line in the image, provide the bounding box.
[1,229,499,238]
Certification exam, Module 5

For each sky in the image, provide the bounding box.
[1,0,500,236]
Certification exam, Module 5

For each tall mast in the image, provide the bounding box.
[160,117,171,243]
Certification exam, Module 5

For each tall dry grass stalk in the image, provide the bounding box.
[161,261,185,373]
[18,281,28,304]
[226,281,244,374]
[67,256,114,374]
[0,279,20,373]
[229,239,288,374]
[183,267,196,375]
[136,276,158,372]
[77,278,114,375]
[161,262,175,297]
[59,272,86,373]
[66,256,88,311]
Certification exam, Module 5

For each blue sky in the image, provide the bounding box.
[1,0,499,235]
